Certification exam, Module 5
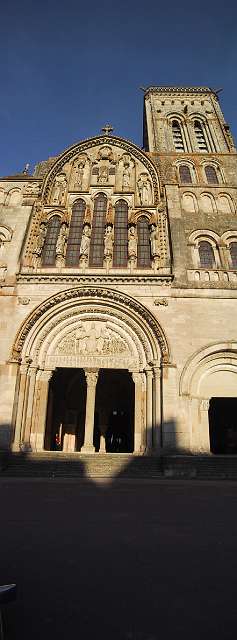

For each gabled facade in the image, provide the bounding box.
[0,87,237,455]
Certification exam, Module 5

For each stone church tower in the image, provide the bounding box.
[0,87,237,456]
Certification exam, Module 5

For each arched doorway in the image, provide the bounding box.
[44,368,86,452]
[180,344,237,454]
[209,398,237,454]
[11,287,168,454]
[95,370,134,453]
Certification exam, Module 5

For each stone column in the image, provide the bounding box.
[12,364,29,451]
[198,398,211,453]
[23,366,38,446]
[81,369,98,453]
[33,369,53,451]
[152,364,161,451]
[132,371,144,453]
[145,368,153,452]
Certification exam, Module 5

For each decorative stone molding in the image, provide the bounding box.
[18,297,31,305]
[154,298,168,306]
[12,286,170,364]
[42,135,161,205]
[17,273,173,285]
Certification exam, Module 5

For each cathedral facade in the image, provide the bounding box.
[0,86,237,455]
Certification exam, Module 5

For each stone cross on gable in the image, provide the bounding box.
[101,124,114,135]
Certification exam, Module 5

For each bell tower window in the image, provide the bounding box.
[172,120,185,152]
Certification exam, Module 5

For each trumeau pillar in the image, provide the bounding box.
[81,369,99,453]
[132,371,144,454]
[31,369,53,452]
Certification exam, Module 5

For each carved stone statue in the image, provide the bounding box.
[52,175,67,205]
[80,224,91,257]
[34,223,47,255]
[56,223,68,259]
[138,174,152,206]
[98,165,108,184]
[73,162,85,189]
[150,224,160,257]
[104,225,113,259]
[122,166,130,190]
[128,225,137,259]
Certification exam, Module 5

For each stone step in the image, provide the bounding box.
[1,452,237,480]
[0,452,163,478]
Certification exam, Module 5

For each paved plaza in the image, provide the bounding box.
[1,476,237,639]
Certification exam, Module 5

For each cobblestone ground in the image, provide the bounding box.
[1,477,237,640]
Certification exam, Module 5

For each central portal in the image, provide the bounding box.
[45,367,134,453]
[95,369,134,453]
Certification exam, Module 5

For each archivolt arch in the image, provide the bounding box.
[12,287,170,367]
[180,341,237,397]
[41,135,161,205]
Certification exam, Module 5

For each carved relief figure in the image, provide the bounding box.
[104,225,114,259]
[128,225,137,259]
[80,224,91,257]
[122,166,130,190]
[52,174,67,205]
[60,322,128,357]
[34,223,47,255]
[98,165,109,184]
[138,174,152,206]
[56,223,68,258]
[73,161,85,189]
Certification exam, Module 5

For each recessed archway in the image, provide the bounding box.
[12,287,169,454]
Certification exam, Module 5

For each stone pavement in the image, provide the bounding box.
[1,477,237,639]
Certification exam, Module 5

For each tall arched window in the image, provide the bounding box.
[179,165,192,184]
[41,216,61,266]
[205,165,219,184]
[230,242,237,269]
[194,121,208,151]
[113,199,128,267]
[65,199,86,266]
[198,241,215,268]
[137,217,151,268]
[89,193,107,266]
[172,120,185,151]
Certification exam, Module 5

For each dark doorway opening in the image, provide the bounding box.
[209,397,237,454]
[44,368,86,452]
[95,369,134,453]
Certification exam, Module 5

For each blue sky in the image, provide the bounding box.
[0,0,236,176]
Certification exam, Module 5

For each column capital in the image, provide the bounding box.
[145,367,153,379]
[131,371,142,384]
[199,398,210,411]
[84,368,99,387]
[38,369,53,383]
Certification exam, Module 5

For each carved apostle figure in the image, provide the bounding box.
[56,223,68,257]
[52,175,67,204]
[73,161,85,189]
[98,165,108,184]
[80,224,91,257]
[104,225,114,258]
[122,166,130,190]
[128,225,137,258]
[35,223,47,255]
[150,224,160,257]
[138,174,152,206]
